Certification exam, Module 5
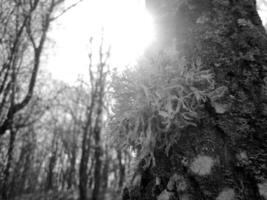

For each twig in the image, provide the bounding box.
[51,0,84,21]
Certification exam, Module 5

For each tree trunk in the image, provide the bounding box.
[79,125,92,200]
[46,151,57,191]
[18,147,33,195]
[91,60,105,200]
[1,129,16,200]
[101,149,110,193]
[46,133,58,191]
[124,0,267,200]
[67,127,78,190]
[9,139,33,197]
[67,147,77,190]
[117,150,125,190]
[79,87,95,200]
[91,127,102,200]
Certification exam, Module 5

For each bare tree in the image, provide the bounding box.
[78,37,110,200]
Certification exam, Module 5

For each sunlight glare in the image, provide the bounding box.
[102,0,155,67]
[47,0,155,84]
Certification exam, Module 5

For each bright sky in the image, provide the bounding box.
[46,0,267,84]
[46,0,155,84]
[258,3,267,25]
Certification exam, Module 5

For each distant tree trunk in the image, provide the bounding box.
[9,138,34,197]
[88,157,95,189]
[117,150,125,190]
[79,70,96,200]
[91,120,103,200]
[67,147,77,190]
[46,133,58,191]
[90,38,108,200]
[124,0,267,200]
[46,152,57,191]
[101,149,110,193]
[18,146,33,194]
[1,129,16,200]
[79,149,88,200]
[66,126,78,190]
[79,37,109,200]
[79,118,93,200]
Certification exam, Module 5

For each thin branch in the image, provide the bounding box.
[50,0,84,21]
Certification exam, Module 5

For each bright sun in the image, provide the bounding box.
[46,0,155,84]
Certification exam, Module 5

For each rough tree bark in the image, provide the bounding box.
[124,0,267,200]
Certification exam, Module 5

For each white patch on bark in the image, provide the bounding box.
[258,181,267,200]
[236,151,248,161]
[177,179,187,192]
[132,173,141,186]
[190,155,214,175]
[156,177,161,185]
[180,194,190,200]
[216,188,235,200]
[167,174,187,192]
[167,177,175,191]
[213,102,229,114]
[176,175,187,192]
[157,189,173,200]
